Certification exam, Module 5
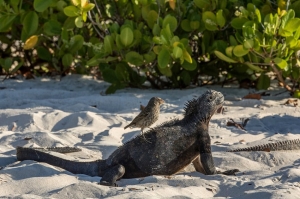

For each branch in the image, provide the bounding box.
[88,11,104,39]
[270,63,292,91]
[92,0,102,18]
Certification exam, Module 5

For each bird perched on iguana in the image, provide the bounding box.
[124,97,165,138]
[16,90,238,186]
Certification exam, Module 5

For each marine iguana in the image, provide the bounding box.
[227,139,300,152]
[16,90,238,186]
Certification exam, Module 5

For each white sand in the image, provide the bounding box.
[0,75,300,198]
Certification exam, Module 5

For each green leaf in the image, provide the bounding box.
[294,25,300,39]
[158,48,171,69]
[211,40,227,53]
[23,11,39,36]
[152,24,160,36]
[62,53,73,69]
[244,62,264,72]
[69,35,84,54]
[255,8,261,23]
[125,51,144,66]
[173,46,183,59]
[143,52,156,64]
[120,27,134,47]
[105,83,123,94]
[43,20,62,36]
[115,34,124,50]
[182,49,192,63]
[194,0,210,9]
[0,15,17,32]
[216,9,226,28]
[102,68,118,84]
[37,47,52,61]
[202,11,218,31]
[158,66,172,77]
[229,35,238,46]
[104,35,114,54]
[181,19,192,32]
[160,25,173,44]
[231,18,248,29]
[109,23,120,33]
[63,17,76,30]
[235,32,244,43]
[293,90,300,98]
[256,73,270,90]
[190,21,200,30]
[233,45,249,57]
[56,0,67,11]
[64,6,80,17]
[162,15,178,32]
[281,9,295,28]
[214,51,237,63]
[273,57,288,69]
[180,70,191,86]
[9,0,20,12]
[115,63,129,82]
[243,39,254,49]
[3,57,12,71]
[33,0,53,12]
[75,16,84,28]
[225,46,234,57]
[146,10,158,28]
[182,59,197,71]
[284,18,300,33]
[286,36,297,48]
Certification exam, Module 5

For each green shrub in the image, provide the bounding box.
[1,0,300,94]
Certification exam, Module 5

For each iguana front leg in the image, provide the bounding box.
[197,132,217,175]
[99,164,125,186]
[196,127,239,175]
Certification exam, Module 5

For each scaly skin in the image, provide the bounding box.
[17,90,238,186]
[227,139,300,152]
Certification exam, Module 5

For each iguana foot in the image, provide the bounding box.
[99,164,125,186]
[99,181,118,187]
[217,169,239,175]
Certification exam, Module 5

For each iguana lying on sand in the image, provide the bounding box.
[17,90,238,186]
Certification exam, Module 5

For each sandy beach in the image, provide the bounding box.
[0,75,300,198]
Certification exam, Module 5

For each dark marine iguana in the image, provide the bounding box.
[16,90,239,186]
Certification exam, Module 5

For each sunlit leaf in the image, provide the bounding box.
[233,45,249,57]
[23,35,38,50]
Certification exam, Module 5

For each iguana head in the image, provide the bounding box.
[184,90,224,122]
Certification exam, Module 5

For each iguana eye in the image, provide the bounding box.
[207,96,213,102]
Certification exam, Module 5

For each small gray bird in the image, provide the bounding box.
[124,97,165,138]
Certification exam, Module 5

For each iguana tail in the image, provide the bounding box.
[16,147,107,177]
[227,139,300,152]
